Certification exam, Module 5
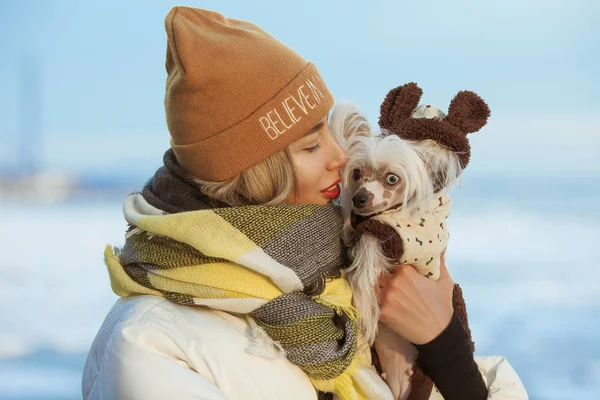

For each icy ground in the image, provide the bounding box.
[1,187,598,399]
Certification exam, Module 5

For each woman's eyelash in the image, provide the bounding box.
[305,143,321,153]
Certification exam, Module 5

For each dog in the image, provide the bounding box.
[330,83,489,400]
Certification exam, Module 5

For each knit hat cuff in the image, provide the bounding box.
[172,62,334,182]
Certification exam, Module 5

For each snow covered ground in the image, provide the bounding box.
[1,178,599,399]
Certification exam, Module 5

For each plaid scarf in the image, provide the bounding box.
[103,151,391,399]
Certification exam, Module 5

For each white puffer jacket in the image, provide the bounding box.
[82,296,528,400]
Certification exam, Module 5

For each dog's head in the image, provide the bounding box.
[330,101,434,223]
[343,134,433,218]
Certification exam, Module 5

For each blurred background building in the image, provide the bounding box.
[0,1,598,399]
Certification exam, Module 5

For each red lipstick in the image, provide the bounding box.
[321,179,341,200]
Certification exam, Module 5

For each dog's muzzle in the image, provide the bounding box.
[352,188,372,209]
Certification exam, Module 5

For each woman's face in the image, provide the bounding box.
[287,116,348,205]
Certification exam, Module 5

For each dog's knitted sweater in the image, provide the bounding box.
[357,193,451,277]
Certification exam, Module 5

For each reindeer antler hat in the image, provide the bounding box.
[379,82,490,169]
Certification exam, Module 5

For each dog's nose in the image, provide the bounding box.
[353,191,369,208]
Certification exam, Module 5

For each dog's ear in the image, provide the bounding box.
[445,91,490,134]
[379,82,423,131]
[330,101,373,143]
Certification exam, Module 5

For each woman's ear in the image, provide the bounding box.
[445,91,490,134]
[379,82,423,131]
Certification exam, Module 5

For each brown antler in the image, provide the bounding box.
[379,82,423,131]
[446,91,490,134]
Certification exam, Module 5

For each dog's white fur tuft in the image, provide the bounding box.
[347,234,392,345]
[410,139,463,191]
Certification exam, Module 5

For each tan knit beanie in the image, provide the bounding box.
[164,7,334,181]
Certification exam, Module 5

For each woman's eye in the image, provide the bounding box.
[352,168,361,181]
[305,143,321,153]
[386,174,399,185]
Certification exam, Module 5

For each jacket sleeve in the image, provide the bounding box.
[418,315,528,400]
[476,356,529,400]
[84,320,227,400]
[425,356,528,400]
[416,313,488,400]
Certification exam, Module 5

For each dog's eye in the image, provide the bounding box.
[352,168,361,181]
[386,174,399,185]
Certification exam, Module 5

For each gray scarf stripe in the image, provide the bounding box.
[251,292,333,325]
[286,319,356,366]
[261,206,346,287]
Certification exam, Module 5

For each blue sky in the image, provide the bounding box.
[0,0,598,179]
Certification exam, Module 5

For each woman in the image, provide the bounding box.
[82,6,527,400]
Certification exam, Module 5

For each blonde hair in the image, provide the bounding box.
[193,148,298,206]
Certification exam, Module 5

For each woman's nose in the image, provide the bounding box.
[327,142,348,171]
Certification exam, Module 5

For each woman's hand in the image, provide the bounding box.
[376,254,454,345]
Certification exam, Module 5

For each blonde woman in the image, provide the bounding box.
[82,6,527,400]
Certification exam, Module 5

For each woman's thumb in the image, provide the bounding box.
[438,257,453,284]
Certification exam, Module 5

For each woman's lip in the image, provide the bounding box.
[321,179,341,193]
[321,184,340,200]
[321,179,341,200]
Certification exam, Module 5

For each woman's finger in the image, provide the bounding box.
[377,271,391,290]
[438,258,454,285]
